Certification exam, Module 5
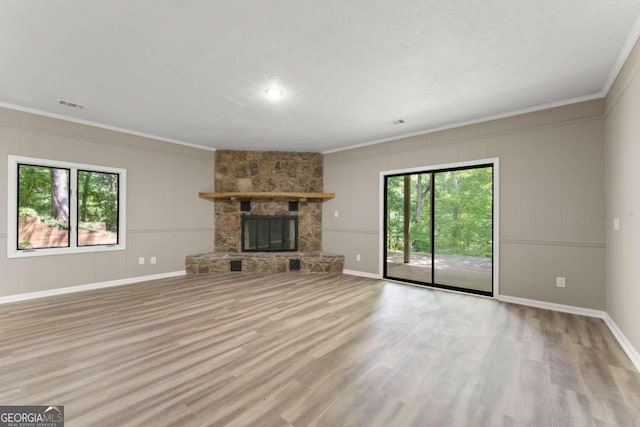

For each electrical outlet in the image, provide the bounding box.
[151,257,157,265]
[356,254,361,261]
[334,210,339,218]
[138,257,145,265]
[556,277,566,288]
[613,217,620,231]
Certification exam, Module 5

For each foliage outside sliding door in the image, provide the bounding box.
[386,174,432,256]
[384,164,494,296]
[433,168,493,259]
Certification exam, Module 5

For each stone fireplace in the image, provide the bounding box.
[186,150,344,274]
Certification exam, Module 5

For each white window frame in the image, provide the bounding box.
[7,155,127,258]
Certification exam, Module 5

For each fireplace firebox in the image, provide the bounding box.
[242,216,298,252]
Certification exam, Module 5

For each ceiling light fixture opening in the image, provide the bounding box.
[265,86,285,100]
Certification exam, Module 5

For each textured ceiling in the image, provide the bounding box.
[1,1,639,152]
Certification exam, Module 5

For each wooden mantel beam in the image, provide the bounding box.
[198,191,335,200]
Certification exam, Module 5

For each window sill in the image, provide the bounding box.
[7,244,126,259]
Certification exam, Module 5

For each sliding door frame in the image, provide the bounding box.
[379,158,500,298]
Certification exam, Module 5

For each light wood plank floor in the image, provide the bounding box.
[1,273,639,426]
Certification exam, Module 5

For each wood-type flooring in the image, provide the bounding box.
[1,273,639,426]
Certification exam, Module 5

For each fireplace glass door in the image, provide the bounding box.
[242,216,298,252]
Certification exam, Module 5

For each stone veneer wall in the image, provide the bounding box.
[214,150,324,252]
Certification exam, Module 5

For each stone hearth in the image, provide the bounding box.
[186,252,344,274]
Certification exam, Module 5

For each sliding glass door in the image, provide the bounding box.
[384,164,494,296]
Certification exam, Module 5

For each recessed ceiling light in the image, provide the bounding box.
[265,86,284,100]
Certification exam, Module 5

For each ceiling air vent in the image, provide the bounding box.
[58,99,86,109]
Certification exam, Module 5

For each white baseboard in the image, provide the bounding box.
[0,271,186,305]
[343,269,381,279]
[498,294,639,372]
[498,295,606,318]
[602,313,640,372]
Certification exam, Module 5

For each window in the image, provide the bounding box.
[7,156,126,258]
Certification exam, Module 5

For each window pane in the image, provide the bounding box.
[77,170,119,246]
[385,174,432,284]
[18,164,70,249]
[433,167,493,292]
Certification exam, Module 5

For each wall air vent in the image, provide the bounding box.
[58,99,86,109]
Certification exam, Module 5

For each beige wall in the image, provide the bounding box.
[605,38,640,353]
[324,100,606,309]
[0,107,214,297]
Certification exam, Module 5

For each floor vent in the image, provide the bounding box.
[289,259,301,271]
